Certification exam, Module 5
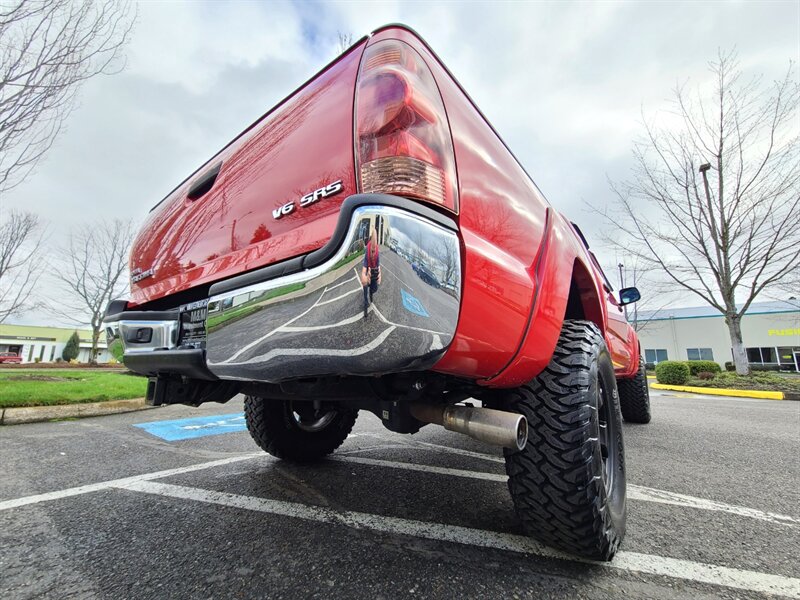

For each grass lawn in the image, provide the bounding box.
[0,370,147,408]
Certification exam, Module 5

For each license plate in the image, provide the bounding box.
[179,299,208,347]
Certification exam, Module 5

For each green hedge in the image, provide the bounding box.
[685,360,722,375]
[655,361,690,385]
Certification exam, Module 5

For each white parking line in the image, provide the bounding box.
[281,312,366,332]
[116,480,800,599]
[330,455,505,482]
[346,436,800,528]
[215,326,396,367]
[627,485,800,527]
[381,263,414,293]
[326,274,360,292]
[219,288,329,364]
[408,438,505,462]
[372,303,447,336]
[356,432,505,463]
[0,454,262,512]
[317,287,362,306]
[356,263,447,336]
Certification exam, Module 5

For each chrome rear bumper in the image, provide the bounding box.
[107,202,461,383]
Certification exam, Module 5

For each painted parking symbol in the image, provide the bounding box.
[135,413,246,441]
[401,288,429,317]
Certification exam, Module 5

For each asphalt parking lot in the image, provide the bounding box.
[1,388,798,599]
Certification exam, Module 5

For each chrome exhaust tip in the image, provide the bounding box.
[410,404,528,451]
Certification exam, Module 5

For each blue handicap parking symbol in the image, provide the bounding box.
[401,288,429,317]
[134,413,246,441]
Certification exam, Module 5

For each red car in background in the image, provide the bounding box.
[0,352,22,364]
[104,24,650,560]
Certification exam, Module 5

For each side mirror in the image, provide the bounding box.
[619,287,641,306]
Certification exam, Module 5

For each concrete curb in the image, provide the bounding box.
[650,383,787,400]
[0,398,152,425]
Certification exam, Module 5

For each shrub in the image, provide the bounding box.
[655,361,690,385]
[696,371,716,380]
[62,331,80,361]
[724,361,735,372]
[685,360,722,375]
[751,364,781,372]
[692,371,800,394]
[109,338,124,362]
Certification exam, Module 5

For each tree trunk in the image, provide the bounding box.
[90,326,100,365]
[726,314,750,375]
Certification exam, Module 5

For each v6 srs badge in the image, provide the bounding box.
[272,180,343,220]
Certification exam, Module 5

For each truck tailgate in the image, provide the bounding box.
[129,41,366,307]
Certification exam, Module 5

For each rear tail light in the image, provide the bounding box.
[355,39,458,213]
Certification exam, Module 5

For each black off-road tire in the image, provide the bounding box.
[502,320,626,561]
[244,396,357,462]
[617,354,652,424]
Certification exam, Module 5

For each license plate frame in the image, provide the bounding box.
[179,299,208,347]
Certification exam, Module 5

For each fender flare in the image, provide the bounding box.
[480,212,606,388]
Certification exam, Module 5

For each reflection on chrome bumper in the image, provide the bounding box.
[206,205,461,382]
[106,320,179,354]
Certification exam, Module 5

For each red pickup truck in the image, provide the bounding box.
[105,24,650,560]
[0,352,22,364]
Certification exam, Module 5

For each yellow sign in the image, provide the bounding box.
[768,328,800,336]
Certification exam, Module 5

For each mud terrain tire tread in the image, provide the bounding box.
[617,355,652,424]
[502,319,626,561]
[244,396,357,462]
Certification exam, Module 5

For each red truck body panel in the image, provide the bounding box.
[128,41,367,307]
[367,27,549,379]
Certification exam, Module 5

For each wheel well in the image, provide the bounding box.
[564,259,604,332]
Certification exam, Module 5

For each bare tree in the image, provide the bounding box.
[336,31,353,54]
[0,210,41,321]
[600,50,799,375]
[52,219,134,363]
[767,274,800,309]
[436,235,459,289]
[0,0,134,194]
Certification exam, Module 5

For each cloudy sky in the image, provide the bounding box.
[4,0,798,325]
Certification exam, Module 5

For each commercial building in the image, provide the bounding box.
[636,300,800,371]
[0,324,110,364]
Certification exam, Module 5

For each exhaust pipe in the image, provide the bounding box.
[410,404,528,451]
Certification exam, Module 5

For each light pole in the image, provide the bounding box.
[618,262,628,319]
[699,162,712,201]
[220,210,254,251]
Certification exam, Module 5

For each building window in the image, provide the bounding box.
[645,348,669,364]
[746,347,779,365]
[49,345,56,362]
[687,348,714,361]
